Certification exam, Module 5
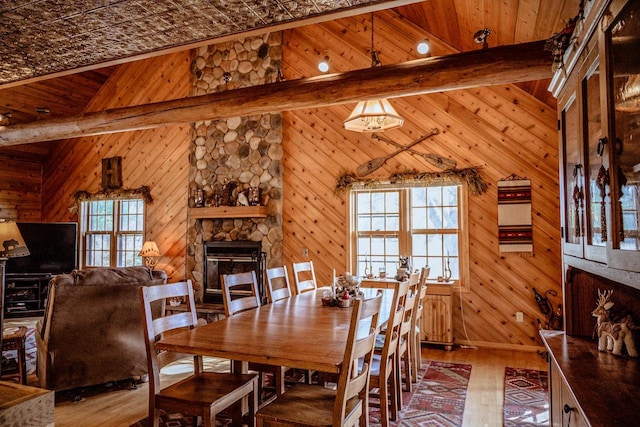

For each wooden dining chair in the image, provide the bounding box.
[397,272,420,394]
[139,280,258,427]
[221,271,287,404]
[369,279,410,426]
[266,266,317,383]
[292,260,318,295]
[255,292,383,427]
[411,267,429,383]
[221,271,261,317]
[265,266,292,304]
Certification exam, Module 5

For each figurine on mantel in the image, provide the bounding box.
[591,289,638,357]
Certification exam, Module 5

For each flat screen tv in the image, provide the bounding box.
[6,222,78,276]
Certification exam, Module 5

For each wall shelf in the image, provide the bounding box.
[189,206,267,219]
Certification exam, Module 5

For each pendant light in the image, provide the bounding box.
[344,14,404,132]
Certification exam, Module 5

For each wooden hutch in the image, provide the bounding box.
[542,0,640,425]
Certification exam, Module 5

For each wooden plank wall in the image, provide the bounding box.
[40,51,192,281]
[0,157,41,221]
[281,10,563,349]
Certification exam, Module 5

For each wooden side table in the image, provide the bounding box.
[1,327,27,385]
[0,380,54,426]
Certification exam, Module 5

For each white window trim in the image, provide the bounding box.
[79,198,146,268]
[345,182,470,292]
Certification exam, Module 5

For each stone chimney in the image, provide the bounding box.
[187,33,284,302]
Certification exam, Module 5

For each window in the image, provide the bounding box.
[349,184,468,289]
[80,198,145,268]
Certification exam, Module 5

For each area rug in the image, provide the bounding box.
[371,360,471,427]
[503,367,549,426]
[130,360,471,427]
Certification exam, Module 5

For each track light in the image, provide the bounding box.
[417,39,430,55]
[318,56,330,73]
[474,28,491,49]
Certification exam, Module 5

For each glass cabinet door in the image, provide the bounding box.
[561,94,584,257]
[607,0,640,270]
[583,63,608,262]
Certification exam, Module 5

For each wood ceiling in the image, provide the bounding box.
[0,0,581,159]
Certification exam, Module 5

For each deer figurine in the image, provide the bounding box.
[591,289,638,357]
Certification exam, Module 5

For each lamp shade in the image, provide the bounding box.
[343,99,404,132]
[138,241,160,257]
[0,221,30,259]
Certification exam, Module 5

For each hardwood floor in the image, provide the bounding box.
[28,345,548,427]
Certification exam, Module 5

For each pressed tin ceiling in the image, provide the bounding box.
[0,0,408,86]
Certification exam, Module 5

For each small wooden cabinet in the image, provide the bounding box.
[421,282,453,350]
[541,330,640,426]
[361,278,455,350]
[549,356,588,427]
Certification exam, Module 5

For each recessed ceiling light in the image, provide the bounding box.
[318,56,330,73]
[417,39,430,55]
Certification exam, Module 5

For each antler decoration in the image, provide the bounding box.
[595,289,614,310]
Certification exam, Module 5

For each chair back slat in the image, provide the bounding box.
[153,312,194,336]
[414,266,429,324]
[400,272,420,336]
[292,260,317,295]
[381,279,411,359]
[221,271,261,317]
[265,266,292,303]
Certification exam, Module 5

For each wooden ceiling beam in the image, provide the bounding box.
[0,40,553,146]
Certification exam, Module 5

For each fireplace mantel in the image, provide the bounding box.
[189,206,267,219]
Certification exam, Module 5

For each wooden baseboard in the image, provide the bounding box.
[453,339,545,353]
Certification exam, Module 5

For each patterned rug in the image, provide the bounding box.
[503,367,549,426]
[369,360,472,427]
[130,361,472,427]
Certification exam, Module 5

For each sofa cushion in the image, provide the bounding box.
[64,266,156,286]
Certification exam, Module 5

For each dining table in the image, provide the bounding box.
[156,287,394,377]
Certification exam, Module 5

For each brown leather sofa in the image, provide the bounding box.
[36,266,167,392]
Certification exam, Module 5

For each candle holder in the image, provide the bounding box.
[443,256,452,282]
[248,187,260,206]
[193,188,205,207]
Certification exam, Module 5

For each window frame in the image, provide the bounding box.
[347,183,469,292]
[79,198,146,268]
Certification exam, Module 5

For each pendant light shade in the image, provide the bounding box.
[343,99,404,132]
[343,13,404,133]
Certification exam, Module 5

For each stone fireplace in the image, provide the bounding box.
[186,33,284,302]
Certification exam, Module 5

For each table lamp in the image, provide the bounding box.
[0,220,30,377]
[138,241,160,269]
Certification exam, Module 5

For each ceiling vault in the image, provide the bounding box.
[0,40,552,146]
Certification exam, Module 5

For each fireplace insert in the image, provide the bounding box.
[203,241,266,304]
